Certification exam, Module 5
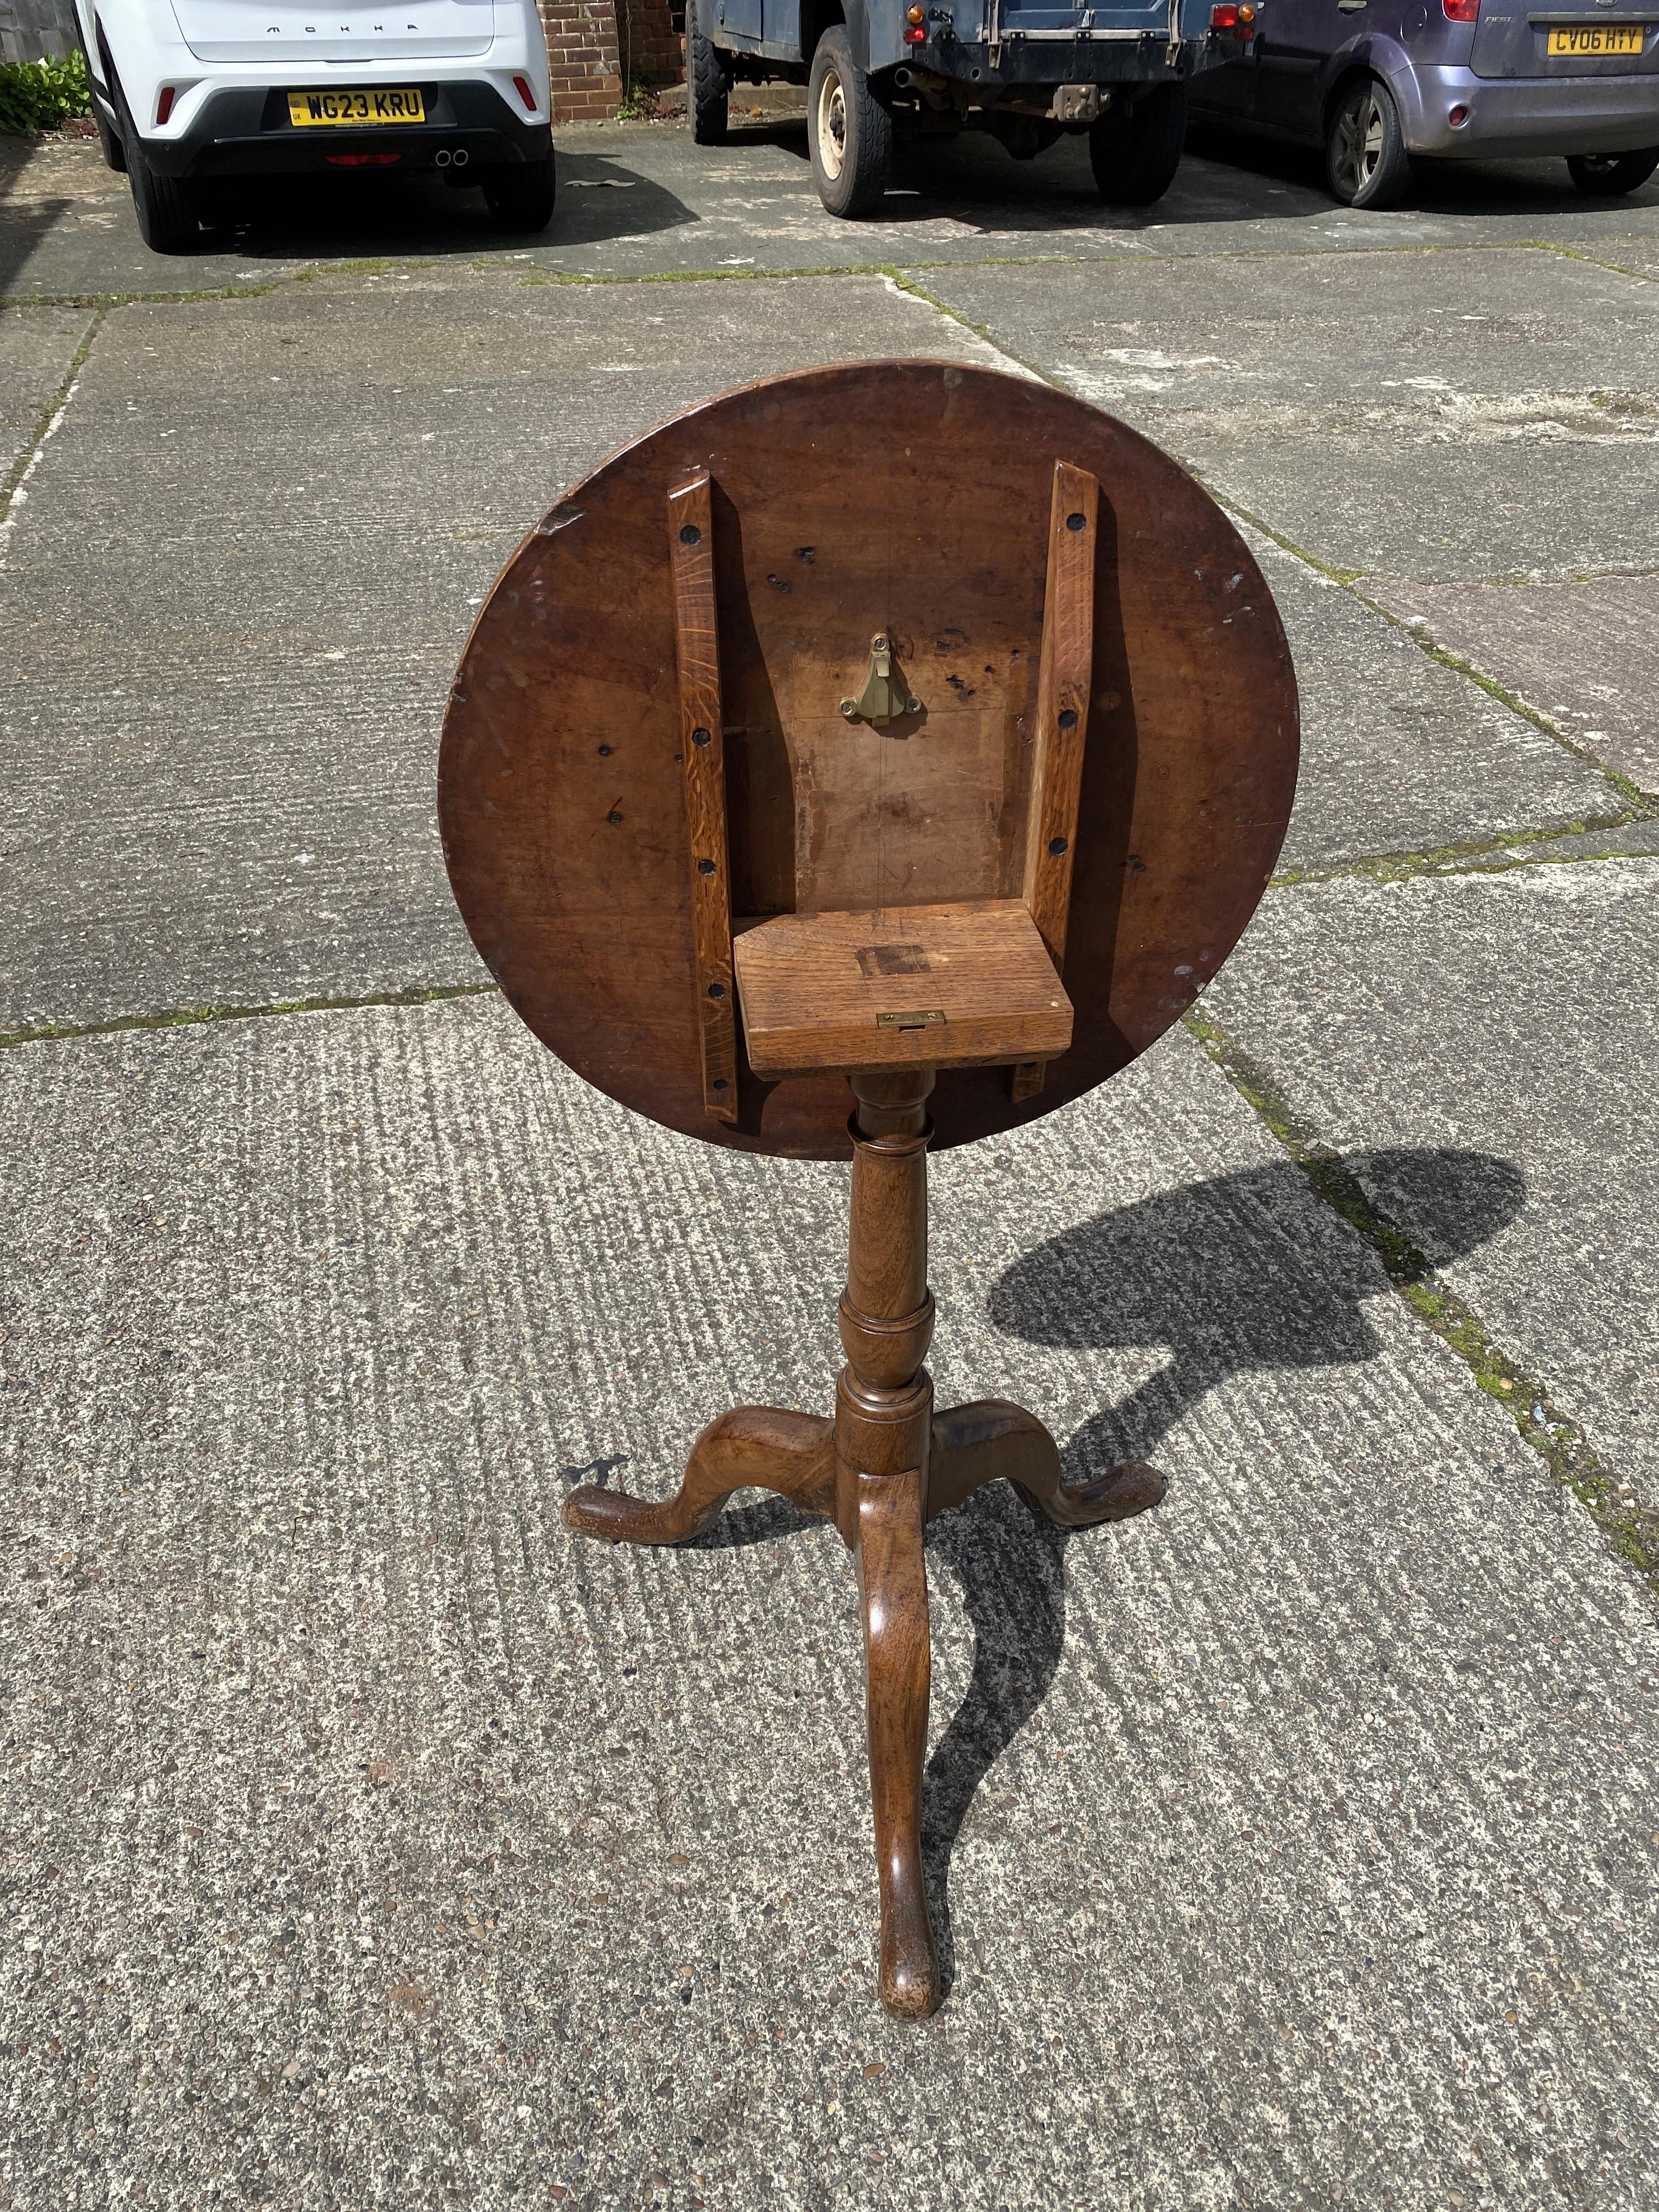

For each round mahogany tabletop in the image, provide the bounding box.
[439,362,1299,1160]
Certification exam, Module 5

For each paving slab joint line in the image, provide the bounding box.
[0,304,105,559]
[0,283,289,311]
[880,269,1064,388]
[1346,588,1657,808]
[878,263,986,334]
[0,979,499,1053]
[1520,238,1657,285]
[1270,808,1658,889]
[1183,1001,1659,1594]
[501,239,1553,295]
[514,257,895,289]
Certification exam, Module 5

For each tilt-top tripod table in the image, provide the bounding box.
[438,363,1299,2018]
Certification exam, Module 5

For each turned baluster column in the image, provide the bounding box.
[836,1068,940,2019]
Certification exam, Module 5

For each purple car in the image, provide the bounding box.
[1189,0,1659,206]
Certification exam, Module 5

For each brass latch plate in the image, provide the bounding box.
[840,634,922,727]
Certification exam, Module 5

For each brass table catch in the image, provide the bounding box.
[840,634,922,727]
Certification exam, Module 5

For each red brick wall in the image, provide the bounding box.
[617,0,684,83]
[539,0,622,120]
[538,0,682,120]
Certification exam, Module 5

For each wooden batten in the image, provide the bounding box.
[666,469,739,1124]
[1012,458,1101,1103]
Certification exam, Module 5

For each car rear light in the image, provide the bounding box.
[1211,3,1255,26]
[326,150,403,165]
[155,86,176,126]
[513,74,537,110]
[1448,101,1470,123]
[1443,0,1478,19]
[904,21,926,37]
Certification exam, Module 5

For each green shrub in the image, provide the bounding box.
[0,50,91,137]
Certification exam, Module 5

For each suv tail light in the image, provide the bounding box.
[1443,0,1479,20]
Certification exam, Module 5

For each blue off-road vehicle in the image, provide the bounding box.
[686,0,1257,213]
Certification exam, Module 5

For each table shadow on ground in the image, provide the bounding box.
[648,1143,1526,2000]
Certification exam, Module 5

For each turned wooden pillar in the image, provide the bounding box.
[834,1069,939,2019]
[834,1069,936,1518]
[557,1054,1166,2020]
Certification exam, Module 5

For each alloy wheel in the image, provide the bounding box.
[1333,88,1384,199]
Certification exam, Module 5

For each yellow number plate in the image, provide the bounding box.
[1546,23,1645,53]
[287,88,427,126]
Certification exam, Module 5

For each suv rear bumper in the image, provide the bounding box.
[1403,64,1659,155]
[871,27,1235,84]
[140,81,550,178]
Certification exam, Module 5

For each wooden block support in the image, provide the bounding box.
[666,470,739,1124]
[732,899,1073,1078]
[1013,459,1100,1104]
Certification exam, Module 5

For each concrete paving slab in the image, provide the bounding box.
[0,263,1004,1034]
[908,247,1659,579]
[4,125,1659,302]
[1247,532,1620,874]
[2,997,1657,2207]
[0,302,91,478]
[1362,574,1659,797]
[1203,857,1659,1506]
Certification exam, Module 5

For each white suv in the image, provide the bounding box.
[76,0,556,252]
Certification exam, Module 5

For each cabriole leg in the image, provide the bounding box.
[855,1461,938,2019]
[927,1400,1164,1527]
[562,1406,834,1544]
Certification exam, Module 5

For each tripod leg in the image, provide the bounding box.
[855,1464,939,2020]
[563,1407,834,1545]
[927,1400,1164,1527]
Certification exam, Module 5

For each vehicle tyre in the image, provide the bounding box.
[481,149,558,231]
[93,102,127,171]
[1566,148,1659,196]
[78,39,127,170]
[687,0,732,145]
[1325,75,1413,209]
[808,26,893,218]
[115,83,206,253]
[1088,83,1187,206]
